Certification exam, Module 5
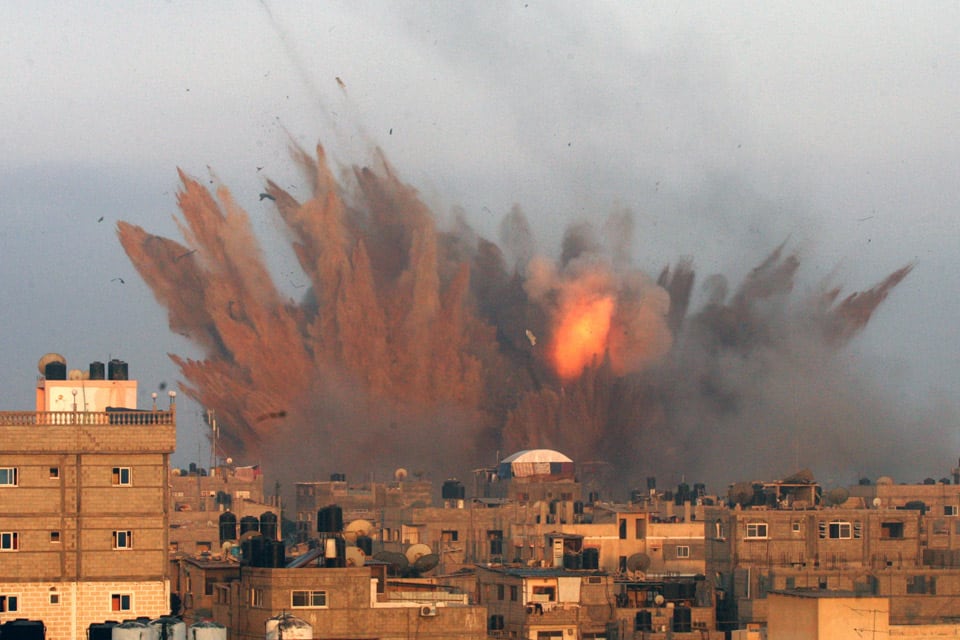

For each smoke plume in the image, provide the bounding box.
[119,143,928,492]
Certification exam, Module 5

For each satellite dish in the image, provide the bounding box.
[654,594,665,607]
[413,553,440,573]
[626,553,650,572]
[827,488,850,506]
[405,543,432,564]
[729,482,754,507]
[872,497,882,508]
[345,546,366,567]
[68,368,86,381]
[38,353,66,374]
[239,530,263,542]
[395,468,409,481]
[373,551,409,575]
[343,519,373,541]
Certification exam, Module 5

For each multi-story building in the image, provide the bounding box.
[0,356,176,640]
[169,463,280,557]
[708,472,960,631]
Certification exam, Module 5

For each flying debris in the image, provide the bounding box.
[118,141,914,490]
[111,277,125,284]
[259,192,276,201]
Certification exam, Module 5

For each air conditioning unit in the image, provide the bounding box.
[420,604,438,617]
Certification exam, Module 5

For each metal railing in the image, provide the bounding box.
[0,410,175,426]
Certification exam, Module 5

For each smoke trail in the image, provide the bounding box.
[119,143,922,491]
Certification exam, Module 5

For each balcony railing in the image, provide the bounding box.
[0,410,175,426]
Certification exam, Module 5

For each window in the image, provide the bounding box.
[745,522,768,539]
[497,584,505,600]
[250,588,264,607]
[676,545,690,558]
[635,519,646,539]
[49,467,60,479]
[112,467,131,486]
[945,505,958,517]
[510,585,518,601]
[441,530,459,543]
[792,521,802,533]
[619,519,627,539]
[111,594,132,611]
[112,530,133,549]
[291,590,327,608]
[0,468,18,486]
[50,531,61,543]
[881,522,904,539]
[196,541,211,553]
[0,595,19,612]
[1,532,20,551]
[532,586,556,601]
[49,593,60,605]
[828,522,852,539]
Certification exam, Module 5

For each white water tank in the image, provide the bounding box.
[112,621,151,640]
[188,621,226,640]
[265,613,312,640]
[149,618,186,640]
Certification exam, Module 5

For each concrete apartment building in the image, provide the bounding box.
[708,472,960,632]
[0,356,176,640]
[169,463,280,557]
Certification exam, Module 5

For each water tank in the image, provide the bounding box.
[356,535,373,557]
[89,361,106,380]
[187,622,226,640]
[317,505,343,533]
[582,547,599,570]
[112,620,150,640]
[108,359,128,381]
[322,536,346,568]
[240,533,265,566]
[265,614,312,640]
[259,512,278,539]
[264,538,285,568]
[441,479,465,500]
[148,618,185,640]
[672,606,692,632]
[634,611,653,632]
[330,473,346,482]
[239,515,260,535]
[2,620,46,640]
[45,360,67,380]
[218,512,237,545]
[89,622,119,640]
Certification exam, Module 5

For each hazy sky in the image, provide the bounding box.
[2,2,957,481]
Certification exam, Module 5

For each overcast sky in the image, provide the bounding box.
[2,2,958,479]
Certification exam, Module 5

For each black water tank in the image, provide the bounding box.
[45,361,67,380]
[218,512,237,545]
[87,621,118,640]
[317,505,343,533]
[634,611,653,632]
[108,359,128,381]
[264,538,285,568]
[1,619,46,640]
[442,479,465,500]
[582,547,599,570]
[673,606,692,632]
[89,361,106,380]
[356,535,373,557]
[241,533,265,566]
[647,476,657,490]
[239,515,259,535]
[259,512,278,539]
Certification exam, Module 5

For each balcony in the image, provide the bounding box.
[0,409,175,426]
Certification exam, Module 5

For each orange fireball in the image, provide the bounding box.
[551,295,615,380]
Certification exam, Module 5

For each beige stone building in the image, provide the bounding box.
[210,564,487,640]
[0,359,176,640]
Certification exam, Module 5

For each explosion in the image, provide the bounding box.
[119,143,919,491]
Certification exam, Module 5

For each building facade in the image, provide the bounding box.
[0,359,176,640]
